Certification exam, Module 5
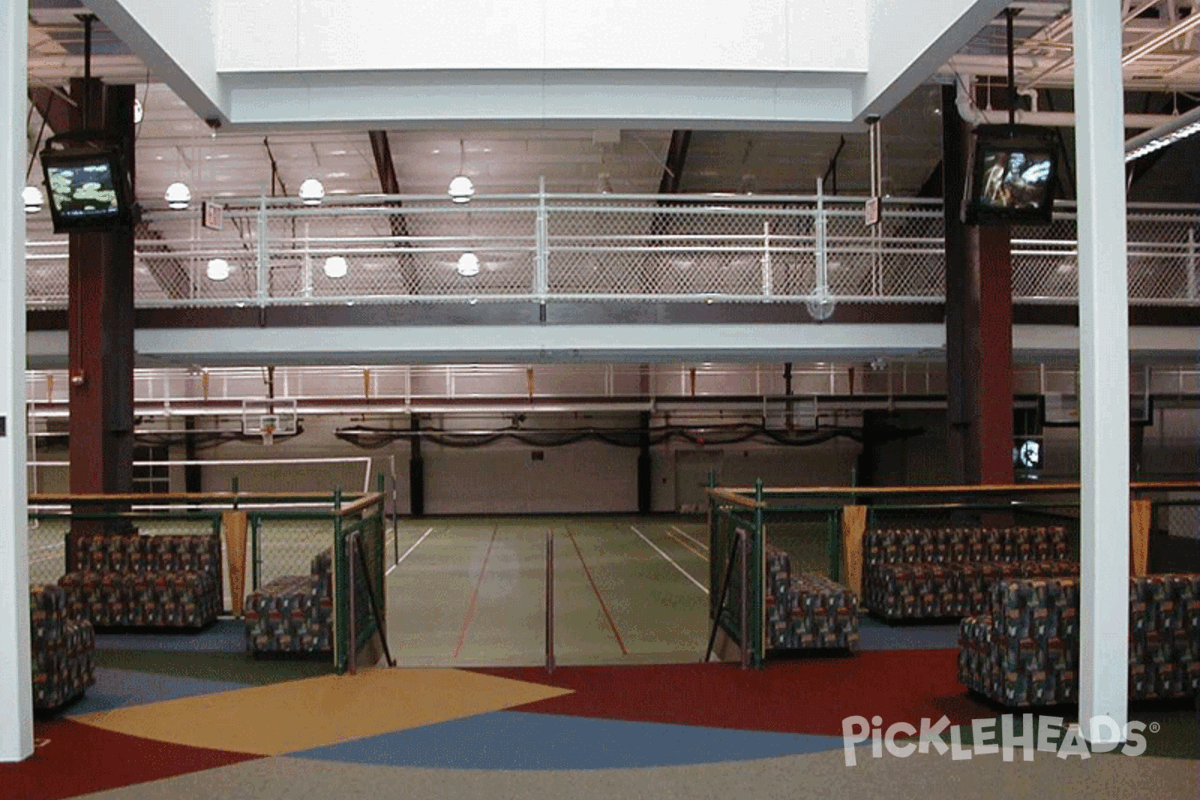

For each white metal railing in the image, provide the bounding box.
[22,192,1200,310]
[24,362,1200,409]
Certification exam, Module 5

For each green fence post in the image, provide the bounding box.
[707,469,717,621]
[333,488,348,673]
[250,515,260,591]
[752,478,764,669]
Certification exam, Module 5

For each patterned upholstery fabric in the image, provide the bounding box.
[59,534,223,629]
[863,526,1074,620]
[956,560,1081,617]
[958,575,1200,707]
[30,583,95,710]
[765,545,858,651]
[244,547,334,655]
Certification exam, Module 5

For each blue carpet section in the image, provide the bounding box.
[858,618,961,650]
[65,668,249,716]
[288,711,848,770]
[94,619,245,653]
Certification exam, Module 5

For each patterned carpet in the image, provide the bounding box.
[5,636,1196,799]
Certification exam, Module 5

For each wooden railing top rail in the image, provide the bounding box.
[337,494,384,517]
[708,481,1200,508]
[707,488,762,509]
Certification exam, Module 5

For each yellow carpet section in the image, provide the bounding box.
[76,668,572,756]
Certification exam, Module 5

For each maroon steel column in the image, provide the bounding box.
[973,225,1015,485]
[67,80,136,536]
[943,85,1014,486]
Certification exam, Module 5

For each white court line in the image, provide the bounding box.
[388,526,434,575]
[669,524,709,551]
[630,525,708,595]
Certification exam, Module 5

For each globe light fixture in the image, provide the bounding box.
[456,252,480,277]
[206,258,231,281]
[164,181,191,210]
[22,186,44,214]
[448,174,475,203]
[299,178,325,205]
[323,256,348,278]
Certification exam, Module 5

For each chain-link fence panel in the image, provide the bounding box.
[1152,500,1200,540]
[251,513,335,589]
[762,509,839,580]
[1126,213,1199,304]
[28,515,68,585]
[546,199,804,299]
[23,196,1200,309]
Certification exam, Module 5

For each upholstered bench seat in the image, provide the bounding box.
[958,575,1200,707]
[955,559,1079,617]
[244,549,333,655]
[766,545,858,651]
[30,583,95,710]
[864,526,1077,621]
[58,533,223,629]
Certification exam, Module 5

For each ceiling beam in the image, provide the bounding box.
[657,130,691,194]
[367,130,419,294]
[28,85,72,134]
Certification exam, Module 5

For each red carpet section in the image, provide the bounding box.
[2,718,262,800]
[473,649,996,737]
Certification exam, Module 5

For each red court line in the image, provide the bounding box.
[663,526,709,562]
[453,523,499,659]
[566,525,629,656]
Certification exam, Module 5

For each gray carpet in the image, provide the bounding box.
[71,747,1197,800]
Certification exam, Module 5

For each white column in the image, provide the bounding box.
[0,0,32,763]
[1072,0,1129,745]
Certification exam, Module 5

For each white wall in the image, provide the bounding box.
[88,0,224,120]
[216,0,867,73]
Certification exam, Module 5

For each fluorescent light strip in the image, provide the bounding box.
[1124,107,1200,163]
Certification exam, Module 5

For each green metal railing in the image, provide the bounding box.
[28,480,393,675]
[706,479,1200,668]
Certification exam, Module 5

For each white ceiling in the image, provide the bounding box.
[22,1,1200,207]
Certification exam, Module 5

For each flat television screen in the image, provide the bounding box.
[1013,436,1043,472]
[964,125,1058,226]
[40,144,132,233]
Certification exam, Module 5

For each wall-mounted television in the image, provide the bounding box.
[1013,436,1043,472]
[963,124,1058,226]
[40,134,133,233]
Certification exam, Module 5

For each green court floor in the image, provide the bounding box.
[384,517,713,667]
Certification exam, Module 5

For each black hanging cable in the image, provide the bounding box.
[1006,7,1018,127]
[78,13,96,126]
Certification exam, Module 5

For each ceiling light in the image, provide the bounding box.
[206,258,230,281]
[448,175,475,203]
[456,252,480,277]
[299,178,325,205]
[449,138,474,203]
[323,256,348,278]
[22,186,43,214]
[164,181,191,209]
